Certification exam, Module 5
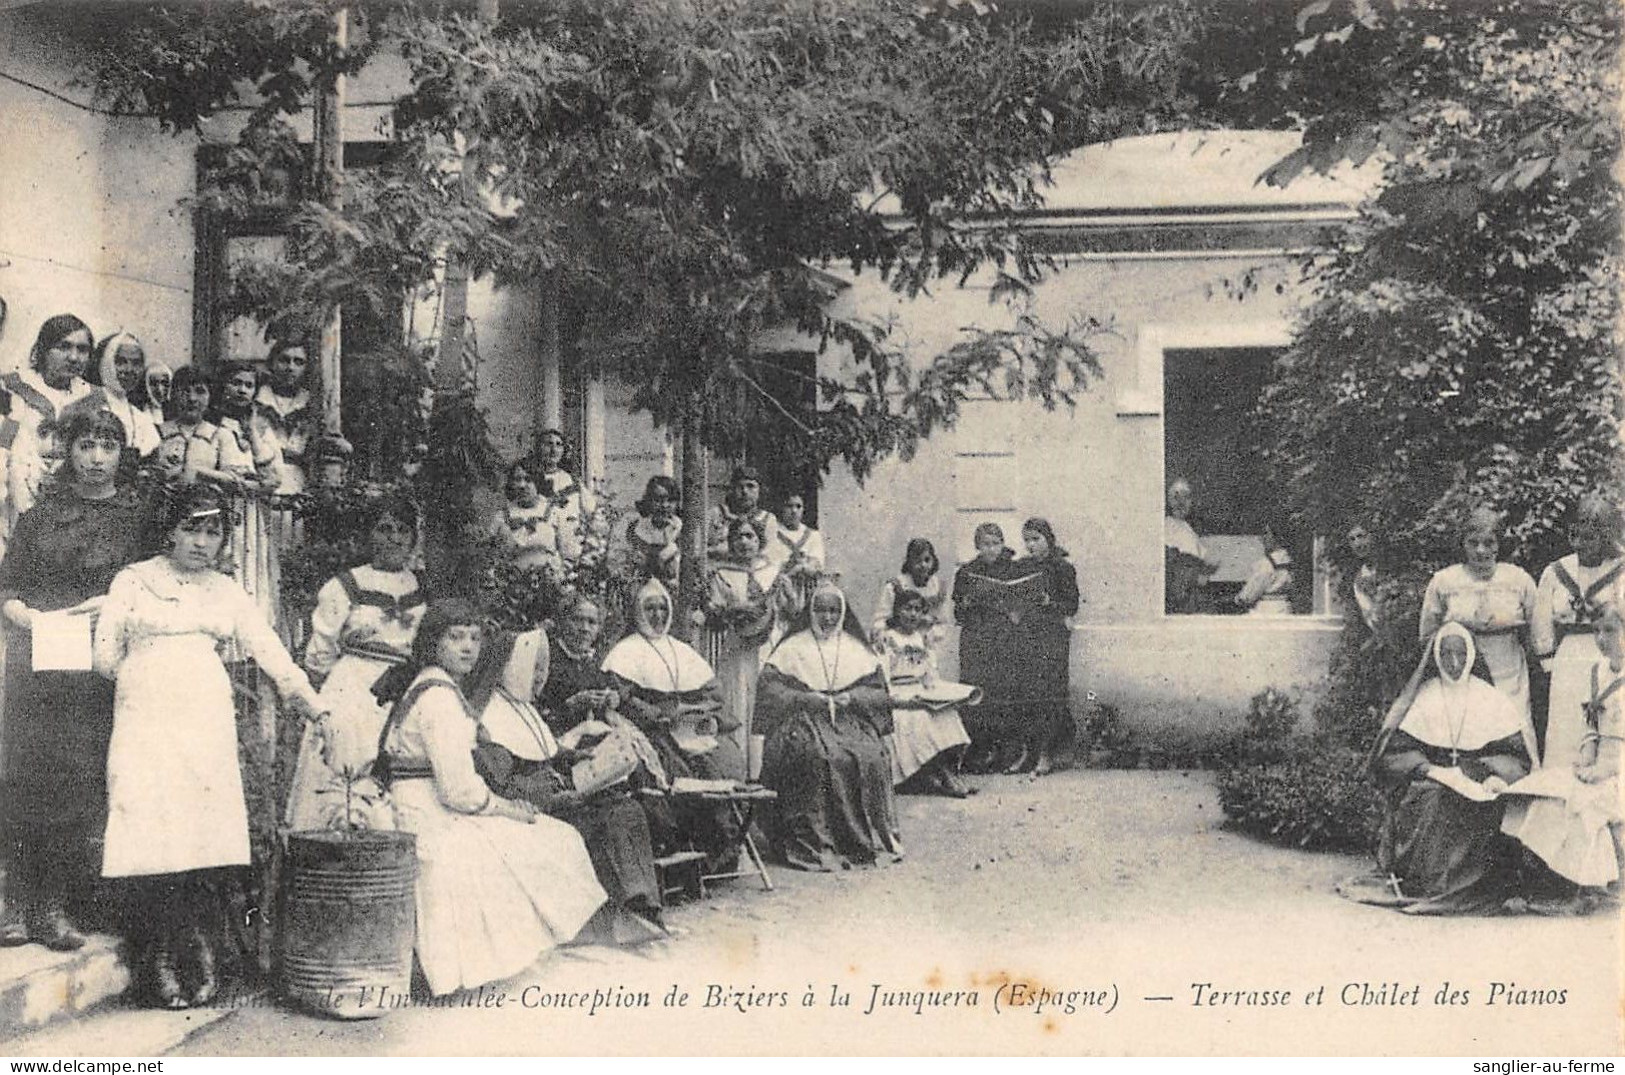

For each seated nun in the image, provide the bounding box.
[467,627,667,943]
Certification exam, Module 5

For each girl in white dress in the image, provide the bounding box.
[879,589,974,797]
[870,538,945,643]
[94,486,324,1008]
[1418,506,1540,759]
[489,459,565,575]
[372,599,606,997]
[705,518,797,778]
[284,495,427,832]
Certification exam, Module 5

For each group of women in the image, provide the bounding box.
[1346,497,1624,915]
[0,314,1088,1012]
[0,313,324,1007]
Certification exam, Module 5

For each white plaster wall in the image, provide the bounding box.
[816,255,1340,743]
[0,13,197,373]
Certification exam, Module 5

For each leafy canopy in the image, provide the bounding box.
[84,0,1209,481]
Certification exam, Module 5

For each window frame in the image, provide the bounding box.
[1136,321,1343,625]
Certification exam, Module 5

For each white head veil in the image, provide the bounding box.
[765,579,880,692]
[95,332,143,401]
[478,629,557,762]
[601,579,715,692]
[1398,622,1524,751]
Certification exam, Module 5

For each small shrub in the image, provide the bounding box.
[1215,741,1382,852]
[1241,687,1300,762]
[1216,684,1384,853]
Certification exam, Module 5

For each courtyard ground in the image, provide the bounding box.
[13,769,1614,1057]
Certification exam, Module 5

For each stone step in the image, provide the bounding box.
[6,1002,234,1057]
[0,934,131,1042]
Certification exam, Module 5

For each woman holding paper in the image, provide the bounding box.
[952,522,1045,773]
[0,401,148,951]
[1341,623,1531,914]
[467,627,666,944]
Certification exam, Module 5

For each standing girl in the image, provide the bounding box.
[94,485,324,1007]
[871,537,946,643]
[952,523,1032,773]
[623,475,682,589]
[705,518,796,779]
[283,495,427,832]
[1019,518,1080,776]
[1418,506,1540,760]
[87,333,160,458]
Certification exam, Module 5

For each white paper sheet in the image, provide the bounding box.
[1426,766,1501,802]
[30,609,94,672]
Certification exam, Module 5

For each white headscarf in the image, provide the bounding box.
[1398,623,1524,751]
[478,629,558,762]
[95,332,143,401]
[764,581,881,693]
[600,579,715,692]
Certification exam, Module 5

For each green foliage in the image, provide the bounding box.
[1216,686,1382,852]
[1241,687,1302,758]
[1240,0,1623,574]
[85,0,1211,482]
[1216,743,1382,852]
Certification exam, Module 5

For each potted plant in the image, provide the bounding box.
[280,764,417,1020]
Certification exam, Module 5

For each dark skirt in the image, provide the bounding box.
[1,632,115,832]
[1340,781,1521,915]
[472,747,661,911]
[761,710,901,872]
[959,619,1067,742]
[636,729,741,866]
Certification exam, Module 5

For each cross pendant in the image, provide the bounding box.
[1449,749,1460,766]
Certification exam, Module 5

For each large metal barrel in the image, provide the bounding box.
[280,830,417,1019]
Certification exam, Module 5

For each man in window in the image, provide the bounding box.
[1165,478,1217,614]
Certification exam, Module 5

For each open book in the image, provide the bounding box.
[959,571,1048,617]
[1427,765,1580,803]
[889,679,983,711]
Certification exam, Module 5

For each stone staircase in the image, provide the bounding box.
[0,936,230,1055]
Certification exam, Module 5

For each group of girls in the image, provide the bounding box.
[0,314,319,1006]
[0,313,1090,1010]
[1346,496,1624,915]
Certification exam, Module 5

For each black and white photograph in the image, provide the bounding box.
[0,0,1619,1059]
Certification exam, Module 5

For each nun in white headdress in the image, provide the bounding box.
[467,627,667,943]
[1339,622,1531,915]
[756,579,902,872]
[601,579,740,864]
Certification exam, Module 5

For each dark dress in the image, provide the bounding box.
[1346,728,1531,915]
[1020,553,1080,748]
[531,645,662,916]
[604,671,739,866]
[755,663,900,871]
[471,721,663,932]
[0,489,149,912]
[953,553,1039,746]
